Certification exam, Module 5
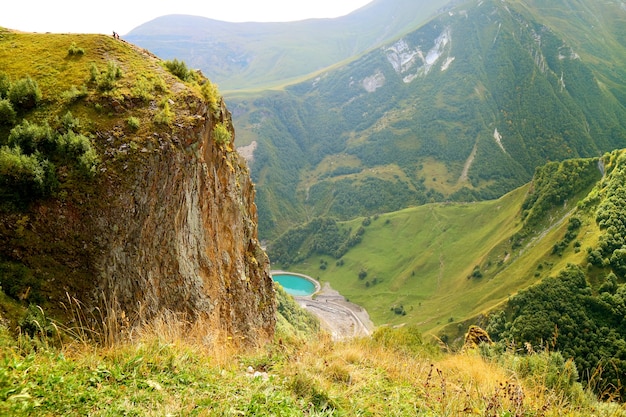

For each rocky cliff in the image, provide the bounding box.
[0,32,275,346]
[93,98,276,345]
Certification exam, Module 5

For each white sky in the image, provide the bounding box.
[1,1,374,35]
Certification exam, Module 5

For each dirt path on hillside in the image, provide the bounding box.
[522,208,576,254]
[459,142,478,182]
[295,283,374,340]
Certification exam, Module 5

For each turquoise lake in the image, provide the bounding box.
[272,273,316,296]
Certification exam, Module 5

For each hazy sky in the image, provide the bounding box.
[2,1,374,35]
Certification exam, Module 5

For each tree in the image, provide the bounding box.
[609,248,626,278]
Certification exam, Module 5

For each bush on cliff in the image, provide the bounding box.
[8,76,41,110]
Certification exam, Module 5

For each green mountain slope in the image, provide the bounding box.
[272,154,601,332]
[273,149,626,397]
[125,0,452,91]
[230,0,626,239]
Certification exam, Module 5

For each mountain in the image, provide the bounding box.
[124,0,453,91]
[0,29,274,344]
[226,0,626,239]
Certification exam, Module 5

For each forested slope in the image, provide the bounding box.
[486,149,626,399]
[231,0,626,239]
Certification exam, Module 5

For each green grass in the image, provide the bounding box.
[290,186,529,333]
[0,28,214,140]
[419,158,467,195]
[287,179,605,342]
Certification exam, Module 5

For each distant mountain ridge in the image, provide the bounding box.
[227,0,626,238]
[125,0,454,91]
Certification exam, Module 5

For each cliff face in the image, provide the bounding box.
[92,98,276,344]
[0,33,275,345]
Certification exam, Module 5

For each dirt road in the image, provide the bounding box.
[295,282,374,340]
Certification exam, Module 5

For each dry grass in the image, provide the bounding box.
[266,335,601,416]
[3,308,626,416]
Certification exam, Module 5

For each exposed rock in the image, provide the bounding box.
[385,27,452,83]
[237,140,258,165]
[246,365,269,381]
[463,325,492,350]
[362,70,386,93]
[96,99,275,345]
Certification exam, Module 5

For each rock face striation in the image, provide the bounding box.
[0,39,275,345]
[93,98,276,345]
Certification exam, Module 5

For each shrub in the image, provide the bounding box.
[6,117,98,181]
[90,61,123,91]
[0,72,10,98]
[505,351,584,402]
[60,85,88,102]
[77,146,99,176]
[8,120,54,155]
[164,59,191,81]
[587,248,604,266]
[126,116,140,132]
[470,265,483,278]
[57,130,92,158]
[151,75,167,93]
[0,145,47,195]
[19,304,57,338]
[609,248,626,278]
[213,122,231,145]
[0,261,41,303]
[130,76,154,102]
[89,62,99,83]
[154,100,173,126]
[201,80,221,114]
[391,305,406,315]
[58,111,81,133]
[0,99,16,125]
[8,76,42,109]
[67,42,85,56]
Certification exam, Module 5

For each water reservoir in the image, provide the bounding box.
[272,273,317,296]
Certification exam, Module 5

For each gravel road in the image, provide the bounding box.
[295,282,374,340]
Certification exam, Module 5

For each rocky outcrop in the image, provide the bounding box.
[462,325,492,350]
[0,72,275,346]
[96,98,275,345]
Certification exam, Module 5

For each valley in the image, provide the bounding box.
[2,0,626,410]
[196,0,626,393]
